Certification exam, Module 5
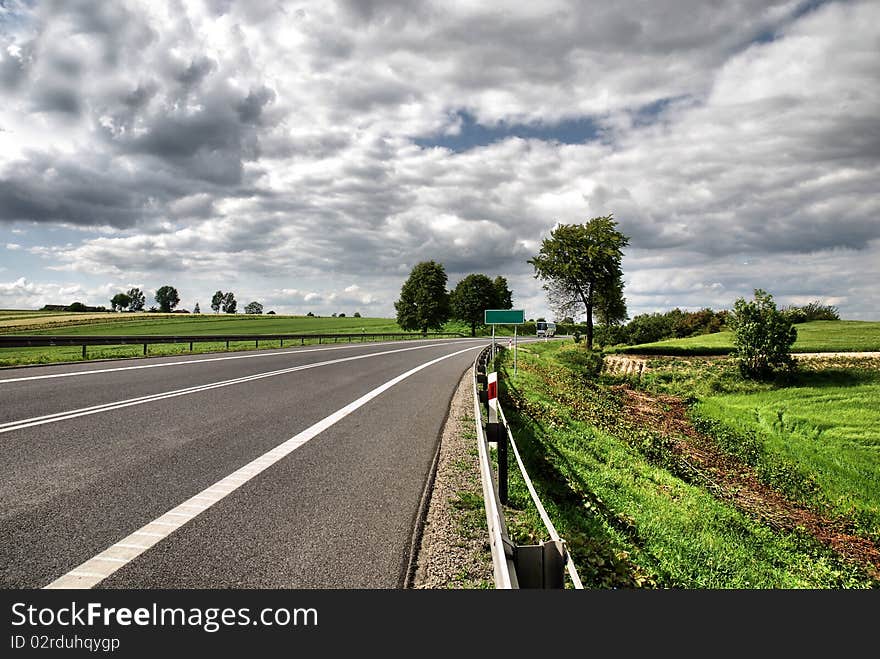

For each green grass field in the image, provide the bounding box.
[0,311,466,367]
[693,366,880,541]
[0,311,403,335]
[612,320,880,355]
[494,342,877,587]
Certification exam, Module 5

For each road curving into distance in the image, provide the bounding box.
[0,336,504,589]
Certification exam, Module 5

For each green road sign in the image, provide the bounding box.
[484,309,525,324]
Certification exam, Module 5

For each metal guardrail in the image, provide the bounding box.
[473,346,518,588]
[472,344,584,589]
[0,332,464,359]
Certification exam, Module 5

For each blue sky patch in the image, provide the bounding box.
[751,0,834,45]
[414,110,604,153]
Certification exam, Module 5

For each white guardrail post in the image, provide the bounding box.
[486,371,508,504]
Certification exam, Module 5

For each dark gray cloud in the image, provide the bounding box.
[30,84,81,115]
[172,55,216,87]
[0,155,149,227]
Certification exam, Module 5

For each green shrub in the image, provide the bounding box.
[782,301,840,323]
[731,289,797,379]
[557,347,604,375]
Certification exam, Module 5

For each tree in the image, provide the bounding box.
[267,310,276,315]
[528,215,629,350]
[338,312,346,317]
[110,292,131,312]
[394,260,451,334]
[353,312,361,318]
[731,289,797,379]
[221,292,237,314]
[450,273,498,337]
[211,290,224,313]
[493,276,513,309]
[193,302,201,314]
[155,286,180,313]
[127,287,145,311]
[244,301,263,315]
[595,277,628,327]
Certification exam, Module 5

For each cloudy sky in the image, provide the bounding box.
[1,0,878,320]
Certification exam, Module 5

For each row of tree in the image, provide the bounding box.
[110,286,268,315]
[109,286,177,312]
[395,263,514,336]
[211,291,265,314]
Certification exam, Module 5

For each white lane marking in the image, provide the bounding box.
[69,571,106,579]
[44,343,481,589]
[0,341,461,434]
[0,338,482,385]
[132,531,165,538]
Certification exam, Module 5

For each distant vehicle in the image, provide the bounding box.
[536,321,556,338]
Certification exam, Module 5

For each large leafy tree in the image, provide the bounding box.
[154,285,180,313]
[394,260,451,334]
[244,301,263,315]
[528,215,629,350]
[127,287,145,311]
[110,292,131,311]
[731,289,797,379]
[451,273,498,337]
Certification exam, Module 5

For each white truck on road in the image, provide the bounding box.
[536,321,556,338]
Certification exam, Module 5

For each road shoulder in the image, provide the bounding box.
[411,367,493,589]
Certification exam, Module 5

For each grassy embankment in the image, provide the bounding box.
[494,340,879,588]
[609,320,880,355]
[0,311,450,367]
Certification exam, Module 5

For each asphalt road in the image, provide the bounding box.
[0,337,493,588]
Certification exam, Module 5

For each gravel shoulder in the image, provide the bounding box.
[411,367,493,589]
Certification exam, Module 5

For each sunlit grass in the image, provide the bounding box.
[613,320,880,355]
[495,345,875,588]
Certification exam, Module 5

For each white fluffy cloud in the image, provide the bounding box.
[1,0,878,319]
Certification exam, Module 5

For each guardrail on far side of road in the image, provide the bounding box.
[0,332,465,360]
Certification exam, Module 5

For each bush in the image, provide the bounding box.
[782,301,840,323]
[625,308,728,345]
[557,347,604,376]
[594,324,629,347]
[731,289,797,379]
